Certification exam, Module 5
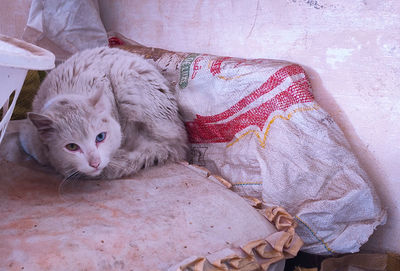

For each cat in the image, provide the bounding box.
[19,47,188,180]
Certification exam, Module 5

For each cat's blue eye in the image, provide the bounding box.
[65,143,80,152]
[96,132,107,143]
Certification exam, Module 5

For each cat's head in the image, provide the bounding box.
[28,91,122,178]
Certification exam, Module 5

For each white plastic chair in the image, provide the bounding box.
[0,35,55,144]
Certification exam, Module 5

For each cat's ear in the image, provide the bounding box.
[89,89,108,112]
[28,112,55,140]
[89,88,102,106]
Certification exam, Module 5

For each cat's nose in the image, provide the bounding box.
[89,159,100,169]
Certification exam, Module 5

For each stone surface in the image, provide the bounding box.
[0,159,279,270]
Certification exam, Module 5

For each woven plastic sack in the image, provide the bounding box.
[0,121,303,271]
[110,38,386,255]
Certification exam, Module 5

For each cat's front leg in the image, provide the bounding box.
[101,146,170,179]
[19,120,50,165]
[101,149,141,179]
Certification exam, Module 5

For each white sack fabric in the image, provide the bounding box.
[114,41,386,255]
[176,54,386,255]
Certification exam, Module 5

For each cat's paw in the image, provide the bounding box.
[123,148,170,173]
[101,143,180,179]
[102,147,171,179]
[101,149,141,179]
[140,148,170,168]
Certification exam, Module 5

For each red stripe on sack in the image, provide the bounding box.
[210,57,231,76]
[195,64,305,124]
[185,78,313,143]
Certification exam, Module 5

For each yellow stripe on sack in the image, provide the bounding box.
[217,73,248,81]
[227,104,320,148]
[232,182,262,186]
[295,215,336,254]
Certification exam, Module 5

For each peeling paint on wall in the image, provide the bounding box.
[326,48,355,69]
[290,0,324,9]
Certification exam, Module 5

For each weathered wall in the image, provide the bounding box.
[1,0,399,253]
[0,0,31,38]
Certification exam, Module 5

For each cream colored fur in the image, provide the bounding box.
[19,47,188,180]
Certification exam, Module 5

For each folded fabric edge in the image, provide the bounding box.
[298,208,387,255]
[168,206,303,271]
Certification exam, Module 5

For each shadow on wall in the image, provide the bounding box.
[304,65,388,196]
[303,65,391,251]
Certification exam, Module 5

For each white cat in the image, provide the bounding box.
[19,47,188,180]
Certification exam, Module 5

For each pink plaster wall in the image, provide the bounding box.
[0,0,31,39]
[1,0,399,253]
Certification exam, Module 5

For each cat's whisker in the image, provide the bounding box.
[58,170,81,195]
